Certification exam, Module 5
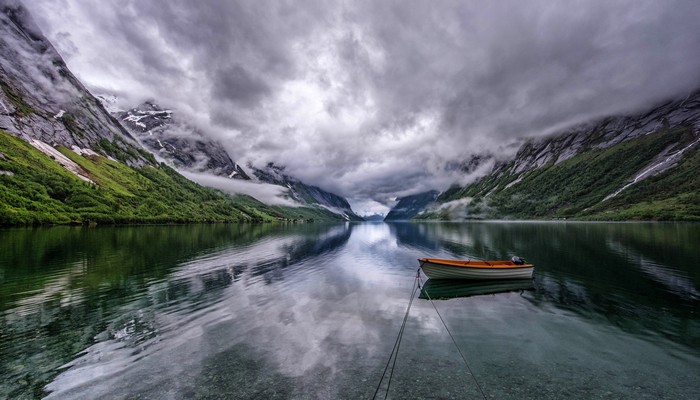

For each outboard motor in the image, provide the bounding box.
[511,256,525,265]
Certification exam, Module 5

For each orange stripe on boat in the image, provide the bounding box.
[418,258,534,269]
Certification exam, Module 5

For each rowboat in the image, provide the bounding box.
[419,278,534,300]
[418,257,534,280]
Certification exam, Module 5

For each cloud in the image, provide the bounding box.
[210,64,271,108]
[180,171,299,207]
[22,0,700,211]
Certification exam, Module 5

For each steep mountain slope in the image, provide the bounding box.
[384,190,439,221]
[362,213,386,222]
[0,129,290,224]
[115,102,250,179]
[0,3,337,225]
[115,102,363,220]
[0,2,152,166]
[252,163,364,221]
[411,91,700,221]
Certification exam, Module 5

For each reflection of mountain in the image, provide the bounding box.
[0,223,352,399]
[389,222,700,350]
[638,259,700,300]
[522,224,700,349]
[606,239,700,301]
[388,221,531,261]
[221,223,353,283]
[386,222,441,253]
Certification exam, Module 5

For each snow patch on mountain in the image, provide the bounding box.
[115,102,250,180]
[30,139,94,183]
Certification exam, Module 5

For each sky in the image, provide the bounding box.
[22,0,700,215]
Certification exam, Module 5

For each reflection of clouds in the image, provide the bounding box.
[638,259,700,300]
[243,223,410,378]
[45,222,440,399]
[46,223,379,398]
[30,223,700,399]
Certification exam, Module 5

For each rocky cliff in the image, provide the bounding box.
[384,190,439,221]
[403,91,700,220]
[0,2,151,166]
[115,102,250,179]
[252,163,363,221]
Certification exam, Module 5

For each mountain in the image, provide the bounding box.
[362,213,385,222]
[384,190,439,221]
[412,91,700,221]
[0,2,152,167]
[0,3,331,225]
[251,163,364,221]
[115,102,250,179]
[114,102,363,221]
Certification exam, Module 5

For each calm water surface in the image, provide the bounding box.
[1,222,698,399]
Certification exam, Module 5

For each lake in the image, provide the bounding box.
[1,222,699,399]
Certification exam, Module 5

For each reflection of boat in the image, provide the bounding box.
[418,258,534,280]
[419,279,535,300]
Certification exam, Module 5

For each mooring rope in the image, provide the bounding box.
[373,270,489,400]
[372,270,420,400]
[417,274,488,400]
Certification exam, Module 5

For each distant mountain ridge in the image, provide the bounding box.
[115,102,250,179]
[384,190,439,221]
[393,90,700,221]
[113,102,363,220]
[251,163,364,221]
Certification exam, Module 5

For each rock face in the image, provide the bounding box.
[115,102,250,179]
[390,90,700,220]
[252,163,364,221]
[489,90,700,179]
[384,190,439,221]
[0,2,150,166]
[0,2,363,224]
[115,102,362,220]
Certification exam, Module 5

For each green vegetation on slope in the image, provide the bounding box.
[581,136,700,221]
[419,126,700,221]
[0,131,339,225]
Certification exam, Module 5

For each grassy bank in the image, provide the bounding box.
[0,130,339,225]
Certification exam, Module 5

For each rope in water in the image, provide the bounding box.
[373,269,488,400]
[417,274,488,400]
[371,270,420,400]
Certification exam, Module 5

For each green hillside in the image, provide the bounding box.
[418,125,700,221]
[0,131,339,225]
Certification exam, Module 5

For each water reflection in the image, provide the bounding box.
[419,279,535,300]
[0,222,698,399]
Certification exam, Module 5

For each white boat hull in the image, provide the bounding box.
[419,260,534,280]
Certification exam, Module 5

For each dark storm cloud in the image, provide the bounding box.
[23,0,700,213]
[356,0,700,139]
[211,65,271,108]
